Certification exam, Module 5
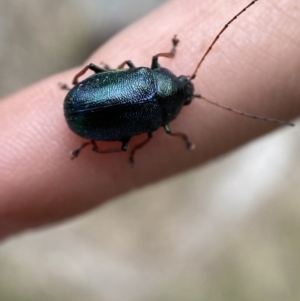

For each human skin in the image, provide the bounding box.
[0,0,299,240]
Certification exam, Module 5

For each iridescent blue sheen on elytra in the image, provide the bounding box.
[64,67,194,141]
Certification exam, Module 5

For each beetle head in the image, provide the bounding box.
[178,75,194,105]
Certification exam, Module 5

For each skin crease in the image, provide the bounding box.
[0,0,299,240]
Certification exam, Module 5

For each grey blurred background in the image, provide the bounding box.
[1,1,300,301]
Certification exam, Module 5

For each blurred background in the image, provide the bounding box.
[1,1,300,300]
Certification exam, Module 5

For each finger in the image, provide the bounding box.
[0,0,299,239]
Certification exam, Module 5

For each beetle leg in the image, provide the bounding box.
[163,124,195,150]
[100,62,113,70]
[70,139,130,160]
[117,60,136,69]
[128,133,153,166]
[92,139,130,154]
[59,83,71,91]
[72,63,107,85]
[151,35,179,69]
[121,138,130,151]
[70,141,93,159]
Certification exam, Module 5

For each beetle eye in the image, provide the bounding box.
[178,76,194,105]
[184,96,193,106]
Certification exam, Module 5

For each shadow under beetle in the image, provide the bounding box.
[62,0,294,165]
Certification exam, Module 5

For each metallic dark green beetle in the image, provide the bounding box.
[62,0,293,165]
[63,36,196,165]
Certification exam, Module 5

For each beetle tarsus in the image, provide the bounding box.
[59,83,71,91]
[128,157,135,167]
[128,133,153,166]
[70,149,80,160]
[70,141,93,159]
[171,35,179,54]
[187,142,196,150]
[164,124,194,150]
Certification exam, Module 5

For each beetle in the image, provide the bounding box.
[62,0,294,165]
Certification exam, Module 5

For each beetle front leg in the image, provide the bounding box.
[163,124,195,150]
[151,35,179,69]
[72,63,107,85]
[128,132,153,166]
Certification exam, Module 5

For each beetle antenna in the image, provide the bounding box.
[190,0,258,80]
[193,94,295,127]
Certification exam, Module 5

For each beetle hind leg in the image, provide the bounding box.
[129,132,153,166]
[70,141,93,159]
[163,124,195,150]
[70,139,130,159]
[92,139,129,154]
